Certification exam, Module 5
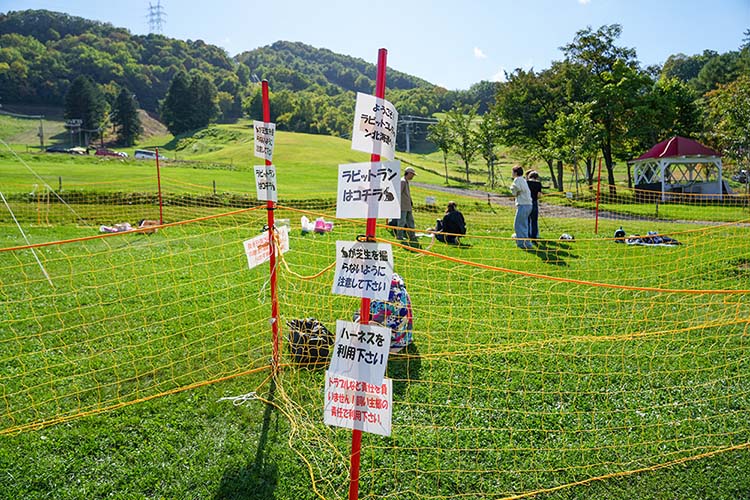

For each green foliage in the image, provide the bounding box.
[63,75,107,142]
[161,71,218,135]
[445,105,480,182]
[704,76,750,169]
[427,119,454,184]
[112,87,141,146]
[0,9,237,112]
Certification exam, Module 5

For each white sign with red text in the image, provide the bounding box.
[336,161,401,219]
[328,320,390,386]
[331,241,393,300]
[253,121,276,161]
[243,225,289,270]
[351,92,398,160]
[324,371,392,436]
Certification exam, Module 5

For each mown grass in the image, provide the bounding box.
[1,207,748,499]
[1,116,749,499]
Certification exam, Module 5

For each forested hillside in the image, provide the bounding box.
[1,9,747,163]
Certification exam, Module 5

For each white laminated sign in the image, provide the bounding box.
[331,241,393,301]
[253,120,275,161]
[336,161,401,219]
[351,92,398,160]
[324,371,392,436]
[254,164,277,202]
[328,320,391,386]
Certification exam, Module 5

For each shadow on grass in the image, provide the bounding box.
[213,378,279,500]
[526,239,579,266]
[388,342,422,397]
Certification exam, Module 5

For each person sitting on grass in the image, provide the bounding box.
[433,201,466,245]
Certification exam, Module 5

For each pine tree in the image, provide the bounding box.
[113,88,142,146]
[64,75,106,144]
[161,71,194,135]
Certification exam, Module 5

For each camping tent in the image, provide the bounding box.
[629,136,724,201]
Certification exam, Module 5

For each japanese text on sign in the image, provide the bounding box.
[253,120,276,161]
[324,372,392,436]
[243,225,289,270]
[336,161,401,219]
[351,93,398,160]
[254,165,277,202]
[332,241,393,300]
[328,320,390,386]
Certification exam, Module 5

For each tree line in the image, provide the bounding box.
[2,10,747,175]
[427,25,750,191]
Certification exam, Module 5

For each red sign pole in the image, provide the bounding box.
[155,147,164,225]
[349,47,388,500]
[594,156,602,234]
[261,80,281,374]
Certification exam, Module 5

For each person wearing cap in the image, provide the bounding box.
[510,165,533,249]
[397,167,419,244]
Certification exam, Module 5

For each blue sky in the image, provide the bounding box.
[3,0,749,89]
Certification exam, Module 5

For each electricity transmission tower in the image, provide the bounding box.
[148,1,166,34]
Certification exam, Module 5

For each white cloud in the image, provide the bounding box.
[492,67,507,82]
[473,47,487,59]
[578,0,591,4]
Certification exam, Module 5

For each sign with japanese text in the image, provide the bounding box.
[336,161,401,219]
[243,225,289,270]
[254,164,277,202]
[253,120,276,161]
[324,372,392,436]
[328,320,390,386]
[351,92,398,160]
[331,241,393,300]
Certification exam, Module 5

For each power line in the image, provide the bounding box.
[147,0,166,34]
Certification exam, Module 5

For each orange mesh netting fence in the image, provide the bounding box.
[1,197,748,498]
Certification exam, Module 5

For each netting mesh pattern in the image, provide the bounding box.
[1,203,749,499]
[270,208,749,499]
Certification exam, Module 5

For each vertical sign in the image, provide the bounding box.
[336,161,401,219]
[351,92,398,160]
[332,241,393,300]
[324,372,392,437]
[328,320,391,386]
[254,164,277,202]
[253,120,276,161]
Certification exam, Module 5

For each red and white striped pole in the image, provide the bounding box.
[349,47,388,500]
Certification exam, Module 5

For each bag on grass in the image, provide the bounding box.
[287,318,333,365]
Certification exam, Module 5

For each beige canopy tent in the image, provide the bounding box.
[629,136,724,201]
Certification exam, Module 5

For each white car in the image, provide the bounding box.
[134,149,167,160]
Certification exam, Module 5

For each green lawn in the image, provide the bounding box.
[1,115,749,500]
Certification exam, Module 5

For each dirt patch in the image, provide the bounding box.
[138,110,168,139]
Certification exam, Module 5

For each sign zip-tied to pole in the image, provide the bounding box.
[350,47,389,500]
[257,80,281,374]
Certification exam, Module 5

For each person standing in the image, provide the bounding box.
[510,165,533,249]
[397,167,418,244]
[526,170,543,239]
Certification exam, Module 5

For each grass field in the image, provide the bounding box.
[1,112,749,499]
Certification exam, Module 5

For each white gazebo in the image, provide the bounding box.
[629,136,724,201]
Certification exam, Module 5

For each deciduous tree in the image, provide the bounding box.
[427,119,454,185]
[445,104,479,183]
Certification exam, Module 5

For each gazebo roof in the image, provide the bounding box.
[637,136,721,160]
